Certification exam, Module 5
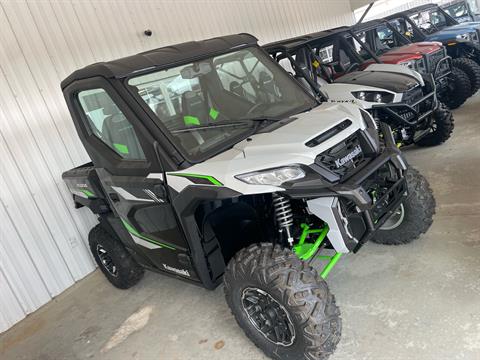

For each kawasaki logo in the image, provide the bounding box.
[163,264,190,277]
[335,145,362,168]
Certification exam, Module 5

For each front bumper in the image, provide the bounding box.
[306,147,407,253]
[432,55,452,92]
[285,124,408,254]
[371,79,437,128]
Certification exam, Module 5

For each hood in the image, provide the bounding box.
[425,23,480,42]
[232,103,363,158]
[377,42,443,64]
[335,69,420,93]
[168,103,367,194]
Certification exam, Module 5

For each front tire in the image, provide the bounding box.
[89,224,144,289]
[414,102,454,147]
[452,57,480,95]
[224,243,341,360]
[372,168,435,245]
[441,67,471,109]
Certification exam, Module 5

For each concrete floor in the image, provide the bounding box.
[1,95,480,360]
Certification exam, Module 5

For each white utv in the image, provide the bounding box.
[265,30,454,147]
[61,34,435,360]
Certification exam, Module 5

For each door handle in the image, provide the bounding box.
[109,193,120,202]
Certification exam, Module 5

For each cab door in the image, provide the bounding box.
[69,78,199,282]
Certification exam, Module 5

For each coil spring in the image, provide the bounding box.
[272,194,293,229]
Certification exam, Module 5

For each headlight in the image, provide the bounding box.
[416,58,426,73]
[399,60,417,70]
[236,166,306,186]
[351,91,395,103]
[456,33,471,41]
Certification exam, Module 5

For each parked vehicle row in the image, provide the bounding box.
[60,3,475,360]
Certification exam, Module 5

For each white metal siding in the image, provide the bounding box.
[354,0,435,21]
[0,0,354,333]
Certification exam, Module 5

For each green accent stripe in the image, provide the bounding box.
[183,115,200,126]
[113,143,129,154]
[81,189,95,198]
[169,173,223,186]
[121,219,176,250]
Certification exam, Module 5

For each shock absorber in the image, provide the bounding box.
[272,194,294,245]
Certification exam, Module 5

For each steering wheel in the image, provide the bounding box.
[345,63,360,73]
[246,102,267,115]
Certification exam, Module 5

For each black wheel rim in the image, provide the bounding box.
[241,287,295,346]
[96,244,118,277]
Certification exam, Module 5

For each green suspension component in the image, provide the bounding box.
[293,223,343,279]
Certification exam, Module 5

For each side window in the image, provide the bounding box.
[78,89,146,160]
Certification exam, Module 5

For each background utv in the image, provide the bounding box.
[264,28,454,147]
[385,3,480,96]
[62,34,435,360]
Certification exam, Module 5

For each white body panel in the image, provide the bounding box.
[166,103,367,195]
[306,197,350,253]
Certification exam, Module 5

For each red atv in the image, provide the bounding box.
[350,19,472,109]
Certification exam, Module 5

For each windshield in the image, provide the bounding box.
[128,46,316,161]
[444,2,469,19]
[410,9,451,33]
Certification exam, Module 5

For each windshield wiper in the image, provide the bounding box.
[171,121,249,133]
[171,117,284,134]
[236,116,283,123]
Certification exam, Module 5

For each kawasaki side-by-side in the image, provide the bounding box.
[264,28,454,147]
[62,34,435,360]
[385,3,480,95]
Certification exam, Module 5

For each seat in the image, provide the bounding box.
[293,49,321,94]
[181,90,208,126]
[101,101,145,159]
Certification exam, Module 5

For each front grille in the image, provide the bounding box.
[402,86,423,106]
[315,131,371,180]
[428,50,449,77]
[397,86,423,122]
[472,30,479,44]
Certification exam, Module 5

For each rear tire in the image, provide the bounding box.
[441,67,471,109]
[372,168,435,245]
[89,224,144,289]
[452,57,480,95]
[224,243,341,360]
[414,102,454,147]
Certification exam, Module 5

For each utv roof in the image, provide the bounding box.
[385,4,438,19]
[349,19,390,33]
[61,33,258,89]
[263,27,349,53]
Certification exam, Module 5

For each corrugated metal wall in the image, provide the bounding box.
[0,0,355,333]
[354,0,435,21]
